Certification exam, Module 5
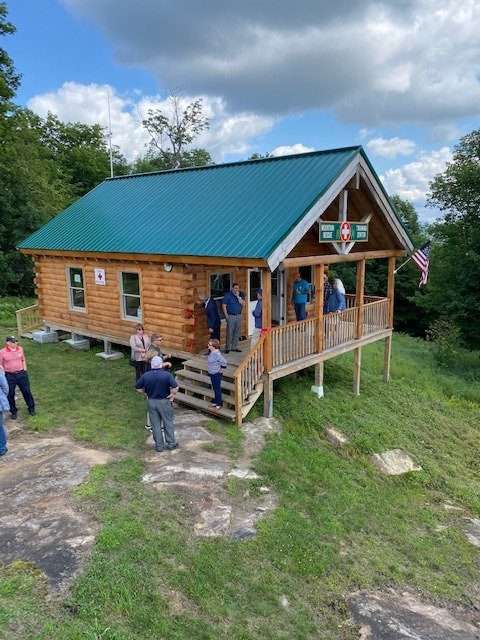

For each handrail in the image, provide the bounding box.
[16,303,41,336]
[271,317,317,368]
[234,334,266,424]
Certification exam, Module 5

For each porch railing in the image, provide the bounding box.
[234,334,266,423]
[16,303,41,336]
[271,317,317,368]
[324,306,359,350]
[362,298,389,336]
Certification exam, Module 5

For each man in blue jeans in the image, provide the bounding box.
[222,283,245,353]
[291,270,311,321]
[135,356,179,452]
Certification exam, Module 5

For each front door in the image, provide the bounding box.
[247,269,262,335]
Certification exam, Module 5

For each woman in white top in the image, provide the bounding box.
[129,323,152,381]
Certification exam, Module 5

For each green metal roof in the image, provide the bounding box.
[19,146,363,259]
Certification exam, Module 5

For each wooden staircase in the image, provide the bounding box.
[175,337,266,424]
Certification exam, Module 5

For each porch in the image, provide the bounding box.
[174,293,392,424]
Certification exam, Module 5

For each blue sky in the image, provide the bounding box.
[6,0,480,220]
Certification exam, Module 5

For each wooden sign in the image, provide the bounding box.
[319,221,369,243]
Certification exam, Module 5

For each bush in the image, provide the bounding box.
[426,317,461,367]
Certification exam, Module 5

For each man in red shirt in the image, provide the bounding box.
[0,337,36,419]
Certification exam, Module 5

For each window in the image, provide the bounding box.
[299,266,313,302]
[68,267,86,311]
[248,271,261,302]
[120,272,142,320]
[209,272,231,318]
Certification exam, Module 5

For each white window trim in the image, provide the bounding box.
[119,270,142,322]
[66,266,87,313]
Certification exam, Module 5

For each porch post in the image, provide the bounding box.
[384,256,396,382]
[312,263,325,398]
[355,258,365,339]
[262,269,273,417]
[353,258,365,395]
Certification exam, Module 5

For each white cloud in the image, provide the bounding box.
[270,143,315,157]
[62,0,480,131]
[366,136,416,158]
[381,147,452,204]
[28,82,274,161]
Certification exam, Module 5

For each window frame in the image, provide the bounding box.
[119,270,143,322]
[209,271,232,320]
[66,266,87,313]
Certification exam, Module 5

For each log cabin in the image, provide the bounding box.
[18,146,413,424]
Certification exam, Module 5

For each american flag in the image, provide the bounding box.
[411,242,431,286]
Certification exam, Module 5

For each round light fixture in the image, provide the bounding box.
[163,263,173,272]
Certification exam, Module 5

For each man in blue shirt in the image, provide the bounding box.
[222,283,245,353]
[136,356,179,452]
[291,270,311,321]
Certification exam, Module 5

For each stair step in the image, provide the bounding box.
[176,380,236,407]
[175,392,236,421]
[175,368,235,391]
[184,358,237,380]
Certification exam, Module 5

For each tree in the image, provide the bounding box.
[39,112,128,196]
[0,109,73,295]
[142,96,210,169]
[419,129,480,346]
[132,147,212,174]
[0,1,20,111]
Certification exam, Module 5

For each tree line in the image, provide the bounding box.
[1,3,478,348]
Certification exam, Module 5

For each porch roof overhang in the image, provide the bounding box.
[280,249,406,269]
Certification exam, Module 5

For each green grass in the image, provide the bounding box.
[1,328,480,639]
[0,297,35,331]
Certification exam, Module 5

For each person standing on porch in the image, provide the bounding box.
[323,272,333,313]
[207,339,227,409]
[251,288,263,346]
[204,295,221,341]
[292,271,311,321]
[222,283,245,353]
[0,337,35,419]
[135,356,179,452]
[327,277,347,312]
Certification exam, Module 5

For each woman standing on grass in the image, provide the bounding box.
[207,339,227,410]
[129,324,151,381]
[0,365,9,456]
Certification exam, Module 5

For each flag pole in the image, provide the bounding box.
[107,92,114,178]
[393,255,413,275]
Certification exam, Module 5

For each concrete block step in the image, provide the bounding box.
[175,392,236,421]
[175,368,235,391]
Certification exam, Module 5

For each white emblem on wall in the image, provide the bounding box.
[94,268,106,285]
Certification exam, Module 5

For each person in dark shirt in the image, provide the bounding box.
[222,283,245,353]
[323,273,333,314]
[135,356,179,452]
[204,296,221,341]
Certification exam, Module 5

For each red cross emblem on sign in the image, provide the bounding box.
[340,221,351,241]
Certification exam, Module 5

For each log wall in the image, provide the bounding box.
[34,256,195,353]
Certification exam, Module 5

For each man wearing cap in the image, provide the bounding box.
[0,337,35,419]
[135,356,179,452]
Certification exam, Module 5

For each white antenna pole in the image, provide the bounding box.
[107,91,114,178]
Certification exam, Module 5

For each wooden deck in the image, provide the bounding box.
[175,297,390,422]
